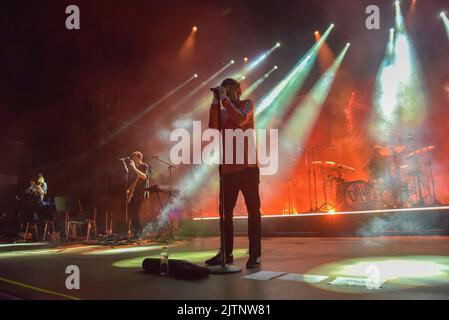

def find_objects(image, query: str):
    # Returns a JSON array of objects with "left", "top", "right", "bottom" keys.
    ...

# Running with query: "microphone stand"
[
  {"left": 119, "top": 159, "right": 131, "bottom": 239},
  {"left": 303, "top": 146, "right": 319, "bottom": 213},
  {"left": 304, "top": 148, "right": 313, "bottom": 213},
  {"left": 208, "top": 94, "right": 241, "bottom": 274},
  {"left": 152, "top": 156, "right": 176, "bottom": 239},
  {"left": 409, "top": 136, "right": 425, "bottom": 207}
]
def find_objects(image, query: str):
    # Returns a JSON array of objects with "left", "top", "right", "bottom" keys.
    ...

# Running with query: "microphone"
[
  {"left": 210, "top": 87, "right": 220, "bottom": 101},
  {"left": 118, "top": 157, "right": 130, "bottom": 161}
]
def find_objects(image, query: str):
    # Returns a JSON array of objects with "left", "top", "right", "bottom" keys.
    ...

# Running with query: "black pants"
[
  {"left": 128, "top": 197, "right": 143, "bottom": 234},
  {"left": 219, "top": 167, "right": 261, "bottom": 258}
]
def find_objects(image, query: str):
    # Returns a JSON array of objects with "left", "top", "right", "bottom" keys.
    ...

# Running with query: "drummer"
[{"left": 368, "top": 147, "right": 388, "bottom": 183}]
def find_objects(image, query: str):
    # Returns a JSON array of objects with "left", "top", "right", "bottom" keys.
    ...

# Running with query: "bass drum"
[{"left": 340, "top": 180, "right": 375, "bottom": 211}]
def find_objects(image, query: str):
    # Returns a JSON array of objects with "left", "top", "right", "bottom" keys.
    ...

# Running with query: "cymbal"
[
  {"left": 335, "top": 164, "right": 356, "bottom": 172},
  {"left": 312, "top": 161, "right": 336, "bottom": 168},
  {"left": 409, "top": 146, "right": 435, "bottom": 157}
]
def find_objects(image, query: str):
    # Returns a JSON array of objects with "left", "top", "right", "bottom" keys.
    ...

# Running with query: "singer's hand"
[{"left": 217, "top": 86, "right": 227, "bottom": 100}]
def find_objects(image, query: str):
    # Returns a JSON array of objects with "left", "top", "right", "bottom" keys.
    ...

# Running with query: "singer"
[
  {"left": 127, "top": 151, "right": 150, "bottom": 237},
  {"left": 206, "top": 78, "right": 262, "bottom": 269}
]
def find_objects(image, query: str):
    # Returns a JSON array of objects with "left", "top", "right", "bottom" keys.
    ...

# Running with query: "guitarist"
[{"left": 127, "top": 151, "right": 150, "bottom": 237}]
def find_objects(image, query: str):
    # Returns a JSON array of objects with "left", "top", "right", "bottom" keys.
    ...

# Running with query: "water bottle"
[{"left": 160, "top": 247, "right": 169, "bottom": 275}]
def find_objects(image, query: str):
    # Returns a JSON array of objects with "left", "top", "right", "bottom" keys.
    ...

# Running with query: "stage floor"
[{"left": 1, "top": 236, "right": 449, "bottom": 300}]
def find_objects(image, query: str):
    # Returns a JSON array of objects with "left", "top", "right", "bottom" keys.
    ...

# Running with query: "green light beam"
[
  {"left": 231, "top": 42, "right": 281, "bottom": 79},
  {"left": 255, "top": 24, "right": 335, "bottom": 129},
  {"left": 395, "top": 1, "right": 405, "bottom": 32},
  {"left": 281, "top": 44, "right": 350, "bottom": 156},
  {"left": 241, "top": 65, "right": 279, "bottom": 99},
  {"left": 191, "top": 43, "right": 282, "bottom": 116},
  {"left": 372, "top": 3, "right": 427, "bottom": 139},
  {"left": 164, "top": 60, "right": 235, "bottom": 117},
  {"left": 104, "top": 74, "right": 198, "bottom": 143},
  {"left": 441, "top": 12, "right": 449, "bottom": 40}
]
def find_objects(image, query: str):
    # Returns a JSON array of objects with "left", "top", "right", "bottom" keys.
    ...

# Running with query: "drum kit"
[{"left": 304, "top": 139, "right": 439, "bottom": 213}]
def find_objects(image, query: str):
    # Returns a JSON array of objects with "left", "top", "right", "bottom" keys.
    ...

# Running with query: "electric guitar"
[{"left": 126, "top": 176, "right": 140, "bottom": 204}]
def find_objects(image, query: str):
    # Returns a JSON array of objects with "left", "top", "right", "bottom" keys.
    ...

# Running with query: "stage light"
[
  {"left": 281, "top": 44, "right": 350, "bottom": 157},
  {"left": 256, "top": 23, "right": 335, "bottom": 128},
  {"left": 395, "top": 0, "right": 405, "bottom": 32},
  {"left": 315, "top": 31, "right": 319, "bottom": 35},
  {"left": 372, "top": 1, "right": 426, "bottom": 141},
  {"left": 233, "top": 42, "right": 281, "bottom": 78},
  {"left": 241, "top": 65, "right": 279, "bottom": 98},
  {"left": 276, "top": 42, "right": 281, "bottom": 47},
  {"left": 155, "top": 59, "right": 235, "bottom": 122},
  {"left": 441, "top": 12, "right": 449, "bottom": 40},
  {"left": 387, "top": 28, "right": 395, "bottom": 57},
  {"left": 194, "top": 73, "right": 198, "bottom": 78},
  {"left": 187, "top": 42, "right": 282, "bottom": 116},
  {"left": 244, "top": 57, "right": 249, "bottom": 63},
  {"left": 179, "top": 25, "right": 199, "bottom": 59},
  {"left": 409, "top": 0, "right": 417, "bottom": 19},
  {"left": 188, "top": 45, "right": 276, "bottom": 117},
  {"left": 346, "top": 42, "right": 351, "bottom": 47}
]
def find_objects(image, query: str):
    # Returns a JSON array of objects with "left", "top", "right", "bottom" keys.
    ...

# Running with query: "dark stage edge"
[
  {"left": 1, "top": 237, "right": 449, "bottom": 300},
  {"left": 180, "top": 206, "right": 449, "bottom": 237}
]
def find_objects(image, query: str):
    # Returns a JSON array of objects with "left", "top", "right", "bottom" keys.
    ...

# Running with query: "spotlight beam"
[
  {"left": 171, "top": 60, "right": 235, "bottom": 110},
  {"left": 371, "top": 1, "right": 427, "bottom": 141},
  {"left": 230, "top": 42, "right": 281, "bottom": 80},
  {"left": 255, "top": 24, "right": 335, "bottom": 129},
  {"left": 179, "top": 26, "right": 199, "bottom": 59},
  {"left": 191, "top": 42, "right": 279, "bottom": 116},
  {"left": 441, "top": 12, "right": 449, "bottom": 40},
  {"left": 395, "top": 0, "right": 405, "bottom": 32},
  {"left": 241, "top": 65, "right": 279, "bottom": 99},
  {"left": 246, "top": 42, "right": 281, "bottom": 73},
  {"left": 281, "top": 44, "right": 350, "bottom": 155},
  {"left": 104, "top": 74, "right": 198, "bottom": 143},
  {"left": 153, "top": 60, "right": 236, "bottom": 125}
]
